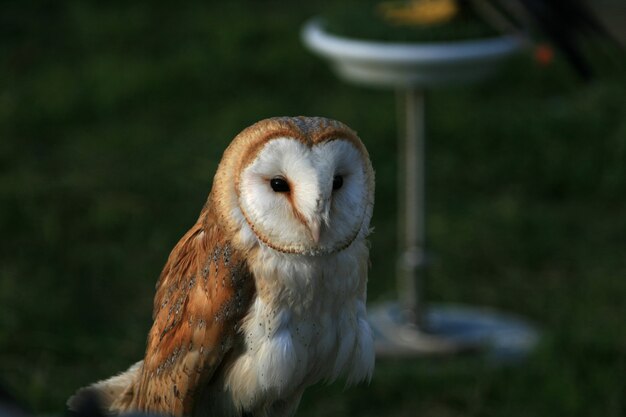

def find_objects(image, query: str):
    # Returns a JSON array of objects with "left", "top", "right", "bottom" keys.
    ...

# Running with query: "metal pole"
[
  {"left": 397, "top": 87, "right": 427, "bottom": 327},
  {"left": 370, "top": 87, "right": 537, "bottom": 358}
]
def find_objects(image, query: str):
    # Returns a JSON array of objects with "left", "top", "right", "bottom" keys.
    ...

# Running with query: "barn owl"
[{"left": 68, "top": 116, "right": 376, "bottom": 417}]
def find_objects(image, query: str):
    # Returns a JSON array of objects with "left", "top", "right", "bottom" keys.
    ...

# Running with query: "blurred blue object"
[{"left": 369, "top": 302, "right": 540, "bottom": 361}]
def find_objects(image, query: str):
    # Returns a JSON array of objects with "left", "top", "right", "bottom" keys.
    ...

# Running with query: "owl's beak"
[
  {"left": 307, "top": 197, "right": 330, "bottom": 244},
  {"left": 308, "top": 219, "right": 321, "bottom": 244}
]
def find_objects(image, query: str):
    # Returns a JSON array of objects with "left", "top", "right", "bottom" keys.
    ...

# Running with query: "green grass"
[{"left": 1, "top": 1, "right": 625, "bottom": 416}]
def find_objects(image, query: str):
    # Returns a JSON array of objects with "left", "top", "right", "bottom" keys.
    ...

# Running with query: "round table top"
[{"left": 302, "top": 19, "right": 526, "bottom": 88}]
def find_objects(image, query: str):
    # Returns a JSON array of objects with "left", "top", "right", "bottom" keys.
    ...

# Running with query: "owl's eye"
[
  {"left": 333, "top": 175, "right": 343, "bottom": 191},
  {"left": 270, "top": 177, "right": 290, "bottom": 192}
]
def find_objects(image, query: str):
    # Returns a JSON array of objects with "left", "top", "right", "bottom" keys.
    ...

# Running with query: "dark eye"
[
  {"left": 333, "top": 175, "right": 343, "bottom": 191},
  {"left": 270, "top": 177, "right": 290, "bottom": 192}
]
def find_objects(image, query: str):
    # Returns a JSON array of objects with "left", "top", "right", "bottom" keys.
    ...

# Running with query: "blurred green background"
[{"left": 1, "top": 1, "right": 625, "bottom": 416}]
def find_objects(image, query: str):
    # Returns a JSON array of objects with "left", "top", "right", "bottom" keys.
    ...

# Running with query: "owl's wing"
[{"left": 119, "top": 203, "right": 255, "bottom": 416}]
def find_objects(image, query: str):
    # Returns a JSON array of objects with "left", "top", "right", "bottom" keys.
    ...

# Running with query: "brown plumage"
[{"left": 112, "top": 204, "right": 255, "bottom": 415}]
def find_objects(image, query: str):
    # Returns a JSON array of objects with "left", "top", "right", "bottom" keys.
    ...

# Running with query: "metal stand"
[
  {"left": 397, "top": 88, "right": 427, "bottom": 325},
  {"left": 367, "top": 88, "right": 539, "bottom": 358}
]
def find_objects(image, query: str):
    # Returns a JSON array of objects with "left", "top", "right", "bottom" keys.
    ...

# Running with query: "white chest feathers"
[{"left": 223, "top": 242, "right": 375, "bottom": 412}]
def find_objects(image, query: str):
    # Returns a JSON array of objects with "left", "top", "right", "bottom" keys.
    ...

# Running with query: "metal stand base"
[{"left": 369, "top": 302, "right": 540, "bottom": 361}]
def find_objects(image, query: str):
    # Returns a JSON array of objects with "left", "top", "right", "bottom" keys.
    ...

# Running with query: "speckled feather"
[{"left": 111, "top": 203, "right": 255, "bottom": 416}]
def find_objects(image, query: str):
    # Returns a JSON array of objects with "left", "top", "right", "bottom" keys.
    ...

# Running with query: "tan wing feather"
[{"left": 113, "top": 198, "right": 255, "bottom": 416}]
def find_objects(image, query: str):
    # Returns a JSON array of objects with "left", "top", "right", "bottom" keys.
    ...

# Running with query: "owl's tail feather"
[{"left": 67, "top": 361, "right": 143, "bottom": 414}]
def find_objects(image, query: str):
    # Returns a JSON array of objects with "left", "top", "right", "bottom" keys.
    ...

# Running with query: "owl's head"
[{"left": 212, "top": 117, "right": 375, "bottom": 256}]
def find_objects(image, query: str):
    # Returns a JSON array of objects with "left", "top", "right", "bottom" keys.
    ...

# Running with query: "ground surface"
[{"left": 0, "top": 1, "right": 625, "bottom": 416}]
